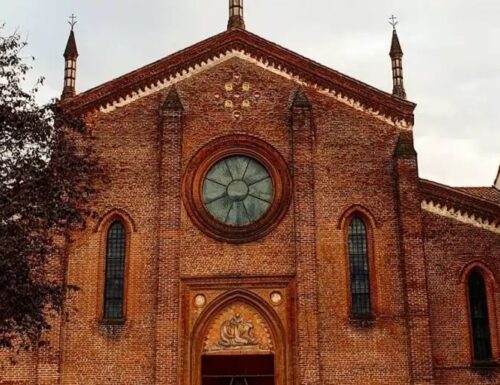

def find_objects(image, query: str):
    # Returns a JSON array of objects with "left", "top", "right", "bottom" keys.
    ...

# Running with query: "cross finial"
[
  {"left": 68, "top": 14, "right": 77, "bottom": 30},
  {"left": 389, "top": 15, "right": 399, "bottom": 30}
]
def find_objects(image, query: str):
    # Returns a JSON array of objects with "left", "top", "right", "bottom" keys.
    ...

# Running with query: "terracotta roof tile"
[{"left": 455, "top": 187, "right": 500, "bottom": 205}]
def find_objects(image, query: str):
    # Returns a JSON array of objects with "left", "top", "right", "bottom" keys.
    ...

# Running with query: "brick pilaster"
[
  {"left": 155, "top": 86, "right": 183, "bottom": 385},
  {"left": 35, "top": 236, "right": 70, "bottom": 385},
  {"left": 289, "top": 89, "right": 322, "bottom": 385},
  {"left": 394, "top": 131, "right": 435, "bottom": 384},
  {"left": 36, "top": 308, "right": 63, "bottom": 385}
]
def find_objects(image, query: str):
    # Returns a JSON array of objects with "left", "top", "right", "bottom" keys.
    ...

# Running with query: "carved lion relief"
[{"left": 203, "top": 302, "right": 273, "bottom": 352}]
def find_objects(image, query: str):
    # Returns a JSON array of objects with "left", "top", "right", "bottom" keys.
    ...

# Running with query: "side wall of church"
[{"left": 423, "top": 211, "right": 500, "bottom": 384}]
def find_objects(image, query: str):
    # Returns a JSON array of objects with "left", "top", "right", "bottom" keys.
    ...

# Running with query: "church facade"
[{"left": 2, "top": 1, "right": 500, "bottom": 384}]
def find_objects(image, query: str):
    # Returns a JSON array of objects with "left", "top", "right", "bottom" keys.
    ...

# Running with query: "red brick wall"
[
  {"left": 59, "top": 88, "right": 161, "bottom": 384},
  {"left": 178, "top": 59, "right": 296, "bottom": 278},
  {"left": 312, "top": 90, "right": 412, "bottom": 384},
  {"left": 424, "top": 211, "right": 500, "bottom": 384},
  {"left": 0, "top": 352, "right": 37, "bottom": 384}
]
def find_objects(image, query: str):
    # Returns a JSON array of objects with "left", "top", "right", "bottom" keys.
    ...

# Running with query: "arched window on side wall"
[
  {"left": 104, "top": 220, "right": 126, "bottom": 320},
  {"left": 468, "top": 270, "right": 493, "bottom": 362},
  {"left": 348, "top": 216, "right": 371, "bottom": 317}
]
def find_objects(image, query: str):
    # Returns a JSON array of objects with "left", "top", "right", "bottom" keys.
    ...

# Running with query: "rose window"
[
  {"left": 203, "top": 156, "right": 273, "bottom": 226},
  {"left": 182, "top": 135, "right": 291, "bottom": 243}
]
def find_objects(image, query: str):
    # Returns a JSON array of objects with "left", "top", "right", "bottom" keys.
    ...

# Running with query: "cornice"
[
  {"left": 421, "top": 200, "right": 500, "bottom": 234},
  {"left": 62, "top": 29, "right": 415, "bottom": 129},
  {"left": 420, "top": 179, "right": 500, "bottom": 233}
]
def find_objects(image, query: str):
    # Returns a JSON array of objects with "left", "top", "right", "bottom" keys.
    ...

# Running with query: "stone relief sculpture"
[
  {"left": 219, "top": 313, "right": 258, "bottom": 347},
  {"left": 203, "top": 303, "right": 273, "bottom": 352}
]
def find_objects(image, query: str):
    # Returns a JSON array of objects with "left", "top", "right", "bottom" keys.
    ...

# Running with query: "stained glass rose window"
[
  {"left": 182, "top": 135, "right": 291, "bottom": 243},
  {"left": 203, "top": 156, "right": 274, "bottom": 226}
]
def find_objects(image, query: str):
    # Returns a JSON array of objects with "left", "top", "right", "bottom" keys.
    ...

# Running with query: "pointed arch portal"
[{"left": 190, "top": 290, "right": 288, "bottom": 385}]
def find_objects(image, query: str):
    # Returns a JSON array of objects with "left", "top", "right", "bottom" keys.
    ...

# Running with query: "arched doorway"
[{"left": 190, "top": 290, "right": 287, "bottom": 385}]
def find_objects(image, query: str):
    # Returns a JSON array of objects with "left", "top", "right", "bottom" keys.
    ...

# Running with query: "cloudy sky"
[{"left": 2, "top": 0, "right": 499, "bottom": 187}]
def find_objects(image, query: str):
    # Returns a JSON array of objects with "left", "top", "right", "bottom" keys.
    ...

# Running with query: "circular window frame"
[{"left": 182, "top": 135, "right": 291, "bottom": 244}]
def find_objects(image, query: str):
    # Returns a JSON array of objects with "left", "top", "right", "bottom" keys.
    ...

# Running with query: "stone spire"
[
  {"left": 389, "top": 15, "right": 406, "bottom": 99},
  {"left": 228, "top": 0, "right": 245, "bottom": 30},
  {"left": 62, "top": 14, "right": 79, "bottom": 100}
]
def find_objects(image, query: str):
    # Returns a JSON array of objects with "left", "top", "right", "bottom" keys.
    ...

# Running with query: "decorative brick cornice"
[
  {"left": 421, "top": 200, "right": 500, "bottom": 234},
  {"left": 420, "top": 179, "right": 500, "bottom": 233},
  {"left": 62, "top": 29, "right": 415, "bottom": 129}
]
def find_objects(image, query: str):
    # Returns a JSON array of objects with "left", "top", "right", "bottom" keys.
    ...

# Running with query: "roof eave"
[
  {"left": 420, "top": 179, "right": 500, "bottom": 219},
  {"left": 62, "top": 29, "right": 416, "bottom": 124}
]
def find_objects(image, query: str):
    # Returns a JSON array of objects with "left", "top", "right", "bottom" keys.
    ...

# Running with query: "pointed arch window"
[
  {"left": 103, "top": 220, "right": 126, "bottom": 320},
  {"left": 468, "top": 270, "right": 493, "bottom": 362},
  {"left": 348, "top": 216, "right": 371, "bottom": 316}
]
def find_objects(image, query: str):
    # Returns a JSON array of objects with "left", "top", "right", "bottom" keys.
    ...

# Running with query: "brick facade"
[{"left": 1, "top": 27, "right": 499, "bottom": 385}]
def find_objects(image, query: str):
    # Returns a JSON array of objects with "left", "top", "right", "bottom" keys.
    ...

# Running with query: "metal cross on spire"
[
  {"left": 389, "top": 15, "right": 399, "bottom": 30},
  {"left": 68, "top": 14, "right": 77, "bottom": 30}
]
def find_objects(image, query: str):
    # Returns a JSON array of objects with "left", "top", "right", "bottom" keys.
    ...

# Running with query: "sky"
[{"left": 1, "top": 0, "right": 499, "bottom": 187}]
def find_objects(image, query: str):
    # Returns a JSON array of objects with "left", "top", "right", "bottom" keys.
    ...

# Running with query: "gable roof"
[{"left": 63, "top": 29, "right": 416, "bottom": 126}]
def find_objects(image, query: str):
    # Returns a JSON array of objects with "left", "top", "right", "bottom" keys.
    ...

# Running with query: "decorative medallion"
[
  {"left": 194, "top": 294, "right": 207, "bottom": 308},
  {"left": 203, "top": 303, "right": 273, "bottom": 353},
  {"left": 183, "top": 135, "right": 291, "bottom": 243},
  {"left": 218, "top": 73, "right": 262, "bottom": 121},
  {"left": 270, "top": 291, "right": 283, "bottom": 306}
]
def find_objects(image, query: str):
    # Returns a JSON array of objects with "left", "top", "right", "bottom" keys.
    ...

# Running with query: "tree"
[{"left": 0, "top": 26, "right": 104, "bottom": 350}]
